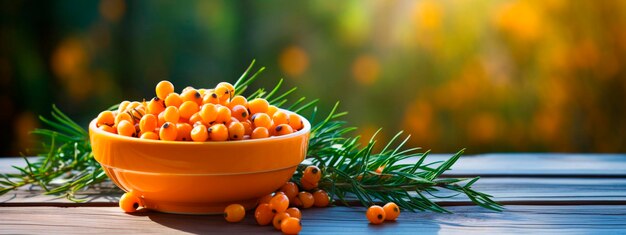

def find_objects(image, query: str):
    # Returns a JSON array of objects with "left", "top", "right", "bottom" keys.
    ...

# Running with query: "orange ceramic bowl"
[{"left": 89, "top": 110, "right": 310, "bottom": 214}]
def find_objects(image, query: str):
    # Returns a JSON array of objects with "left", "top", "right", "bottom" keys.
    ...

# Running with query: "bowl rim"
[{"left": 89, "top": 108, "right": 311, "bottom": 145}]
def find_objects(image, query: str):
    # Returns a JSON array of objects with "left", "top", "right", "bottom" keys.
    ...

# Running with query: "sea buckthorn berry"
[
  {"left": 199, "top": 103, "right": 218, "bottom": 124},
  {"left": 188, "top": 112, "right": 203, "bottom": 125},
  {"left": 127, "top": 101, "right": 141, "bottom": 111},
  {"left": 178, "top": 101, "right": 199, "bottom": 119},
  {"left": 181, "top": 89, "right": 202, "bottom": 105},
  {"left": 115, "top": 112, "right": 133, "bottom": 126},
  {"left": 164, "top": 93, "right": 183, "bottom": 108},
  {"left": 303, "top": 165, "right": 322, "bottom": 184},
  {"left": 118, "top": 101, "right": 131, "bottom": 113},
  {"left": 280, "top": 182, "right": 299, "bottom": 201},
  {"left": 217, "top": 82, "right": 235, "bottom": 96},
  {"left": 300, "top": 178, "right": 318, "bottom": 191},
  {"left": 214, "top": 85, "right": 230, "bottom": 102},
  {"left": 266, "top": 105, "right": 278, "bottom": 117},
  {"left": 228, "top": 122, "right": 245, "bottom": 140},
  {"left": 251, "top": 127, "right": 269, "bottom": 139},
  {"left": 147, "top": 97, "right": 166, "bottom": 115},
  {"left": 181, "top": 86, "right": 194, "bottom": 93},
  {"left": 224, "top": 204, "right": 246, "bottom": 223},
  {"left": 159, "top": 122, "right": 178, "bottom": 141},
  {"left": 248, "top": 98, "right": 269, "bottom": 115},
  {"left": 163, "top": 106, "right": 180, "bottom": 124},
  {"left": 176, "top": 123, "right": 192, "bottom": 141},
  {"left": 255, "top": 203, "right": 275, "bottom": 226},
  {"left": 274, "top": 124, "right": 294, "bottom": 136},
  {"left": 215, "top": 106, "right": 232, "bottom": 124},
  {"left": 285, "top": 207, "right": 301, "bottom": 219},
  {"left": 229, "top": 95, "right": 248, "bottom": 109},
  {"left": 203, "top": 92, "right": 220, "bottom": 104},
  {"left": 117, "top": 120, "right": 136, "bottom": 137},
  {"left": 251, "top": 113, "right": 273, "bottom": 129},
  {"left": 269, "top": 193, "right": 289, "bottom": 214},
  {"left": 241, "top": 120, "right": 253, "bottom": 136},
  {"left": 190, "top": 124, "right": 208, "bottom": 142},
  {"left": 130, "top": 106, "right": 146, "bottom": 119},
  {"left": 272, "top": 212, "right": 290, "bottom": 230},
  {"left": 259, "top": 194, "right": 273, "bottom": 204},
  {"left": 208, "top": 123, "right": 228, "bottom": 141},
  {"left": 119, "top": 191, "right": 142, "bottom": 213},
  {"left": 231, "top": 105, "right": 249, "bottom": 122},
  {"left": 291, "top": 196, "right": 303, "bottom": 207},
  {"left": 157, "top": 112, "right": 166, "bottom": 127},
  {"left": 288, "top": 113, "right": 303, "bottom": 130},
  {"left": 99, "top": 124, "right": 117, "bottom": 134},
  {"left": 297, "top": 191, "right": 314, "bottom": 209},
  {"left": 272, "top": 111, "right": 289, "bottom": 126},
  {"left": 383, "top": 202, "right": 400, "bottom": 221},
  {"left": 139, "top": 114, "right": 158, "bottom": 134},
  {"left": 280, "top": 217, "right": 302, "bottom": 235},
  {"left": 96, "top": 111, "right": 115, "bottom": 127},
  {"left": 312, "top": 190, "right": 330, "bottom": 207},
  {"left": 156, "top": 80, "right": 174, "bottom": 100},
  {"left": 140, "top": 131, "right": 159, "bottom": 140},
  {"left": 366, "top": 205, "right": 386, "bottom": 224}
]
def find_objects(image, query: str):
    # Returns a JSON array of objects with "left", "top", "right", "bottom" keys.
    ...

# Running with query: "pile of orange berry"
[
  {"left": 95, "top": 80, "right": 304, "bottom": 141},
  {"left": 221, "top": 165, "right": 329, "bottom": 234}
]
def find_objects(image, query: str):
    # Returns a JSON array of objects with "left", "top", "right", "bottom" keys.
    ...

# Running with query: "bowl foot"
[{"left": 144, "top": 198, "right": 258, "bottom": 215}]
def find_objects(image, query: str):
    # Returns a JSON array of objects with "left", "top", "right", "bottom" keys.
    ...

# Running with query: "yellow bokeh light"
[
  {"left": 494, "top": 1, "right": 543, "bottom": 43},
  {"left": 279, "top": 46, "right": 309, "bottom": 78},
  {"left": 413, "top": 0, "right": 443, "bottom": 31}
]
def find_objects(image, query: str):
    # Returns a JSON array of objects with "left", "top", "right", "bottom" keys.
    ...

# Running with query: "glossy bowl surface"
[{"left": 89, "top": 110, "right": 310, "bottom": 214}]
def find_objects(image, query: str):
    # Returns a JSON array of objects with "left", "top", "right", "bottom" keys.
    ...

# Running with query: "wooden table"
[{"left": 2, "top": 154, "right": 626, "bottom": 234}]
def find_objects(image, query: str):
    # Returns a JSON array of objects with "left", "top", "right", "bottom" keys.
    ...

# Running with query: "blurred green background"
[{"left": 1, "top": 0, "right": 625, "bottom": 156}]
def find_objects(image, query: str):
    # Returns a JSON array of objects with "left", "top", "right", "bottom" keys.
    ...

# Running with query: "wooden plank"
[
  {"left": 0, "top": 205, "right": 625, "bottom": 234},
  {"left": 2, "top": 178, "right": 625, "bottom": 206}
]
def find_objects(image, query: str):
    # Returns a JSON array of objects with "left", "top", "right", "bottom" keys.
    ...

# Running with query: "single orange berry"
[
  {"left": 188, "top": 112, "right": 203, "bottom": 125},
  {"left": 117, "top": 120, "right": 136, "bottom": 137},
  {"left": 228, "top": 95, "right": 248, "bottom": 109},
  {"left": 155, "top": 80, "right": 174, "bottom": 100},
  {"left": 280, "top": 182, "right": 299, "bottom": 202},
  {"left": 139, "top": 114, "right": 157, "bottom": 134},
  {"left": 231, "top": 105, "right": 249, "bottom": 122},
  {"left": 115, "top": 112, "right": 133, "bottom": 126},
  {"left": 297, "top": 191, "right": 314, "bottom": 209},
  {"left": 285, "top": 207, "right": 301, "bottom": 219},
  {"left": 280, "top": 217, "right": 302, "bottom": 235},
  {"left": 181, "top": 89, "right": 203, "bottom": 105},
  {"left": 383, "top": 202, "right": 400, "bottom": 221},
  {"left": 164, "top": 93, "right": 183, "bottom": 108},
  {"left": 312, "top": 190, "right": 330, "bottom": 207},
  {"left": 159, "top": 122, "right": 178, "bottom": 141},
  {"left": 228, "top": 122, "right": 245, "bottom": 140},
  {"left": 215, "top": 106, "right": 232, "bottom": 124},
  {"left": 241, "top": 120, "right": 253, "bottom": 136},
  {"left": 224, "top": 204, "right": 246, "bottom": 223},
  {"left": 199, "top": 103, "right": 218, "bottom": 124},
  {"left": 217, "top": 82, "right": 235, "bottom": 96},
  {"left": 140, "top": 131, "right": 159, "bottom": 140},
  {"left": 178, "top": 101, "right": 199, "bottom": 120},
  {"left": 248, "top": 98, "right": 269, "bottom": 115},
  {"left": 190, "top": 124, "right": 208, "bottom": 142},
  {"left": 269, "top": 193, "right": 290, "bottom": 214},
  {"left": 99, "top": 124, "right": 117, "bottom": 134},
  {"left": 208, "top": 123, "right": 228, "bottom": 141},
  {"left": 251, "top": 113, "right": 273, "bottom": 129},
  {"left": 118, "top": 100, "right": 131, "bottom": 113},
  {"left": 272, "top": 212, "right": 291, "bottom": 230},
  {"left": 255, "top": 203, "right": 275, "bottom": 226},
  {"left": 214, "top": 84, "right": 231, "bottom": 102},
  {"left": 366, "top": 205, "right": 386, "bottom": 224},
  {"left": 266, "top": 105, "right": 278, "bottom": 117},
  {"left": 300, "top": 178, "right": 318, "bottom": 191},
  {"left": 176, "top": 123, "right": 192, "bottom": 141},
  {"left": 119, "top": 191, "right": 142, "bottom": 213},
  {"left": 96, "top": 111, "right": 115, "bottom": 127},
  {"left": 251, "top": 127, "right": 269, "bottom": 139},
  {"left": 273, "top": 124, "right": 294, "bottom": 136},
  {"left": 272, "top": 111, "right": 289, "bottom": 126},
  {"left": 162, "top": 106, "right": 180, "bottom": 124},
  {"left": 203, "top": 92, "right": 220, "bottom": 104},
  {"left": 288, "top": 113, "right": 303, "bottom": 130},
  {"left": 303, "top": 165, "right": 322, "bottom": 184}
]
